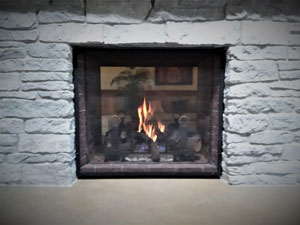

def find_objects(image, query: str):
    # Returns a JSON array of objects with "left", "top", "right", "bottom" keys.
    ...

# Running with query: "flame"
[
  {"left": 137, "top": 97, "right": 165, "bottom": 142},
  {"left": 158, "top": 121, "right": 165, "bottom": 133}
]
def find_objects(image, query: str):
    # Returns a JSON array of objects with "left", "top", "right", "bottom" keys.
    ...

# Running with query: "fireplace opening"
[{"left": 73, "top": 48, "right": 225, "bottom": 177}]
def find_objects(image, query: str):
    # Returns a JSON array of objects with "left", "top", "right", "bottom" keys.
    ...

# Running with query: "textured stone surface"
[
  {"left": 278, "top": 61, "right": 300, "bottom": 71},
  {"left": 8, "top": 153, "right": 74, "bottom": 164},
  {"left": 38, "top": 11, "right": 84, "bottom": 24},
  {"left": 0, "top": 164, "right": 21, "bottom": 183},
  {"left": 0, "top": 119, "right": 24, "bottom": 133},
  {"left": 38, "top": 91, "right": 74, "bottom": 100},
  {"left": 22, "top": 81, "right": 72, "bottom": 91},
  {"left": 22, "top": 162, "right": 76, "bottom": 185},
  {"left": 0, "top": 91, "right": 37, "bottom": 99},
  {"left": 279, "top": 71, "right": 300, "bottom": 80},
  {"left": 149, "top": 0, "right": 225, "bottom": 22},
  {"left": 87, "top": 0, "right": 151, "bottom": 23},
  {"left": 19, "top": 134, "right": 74, "bottom": 153},
  {"left": 0, "top": 59, "right": 72, "bottom": 72},
  {"left": 104, "top": 24, "right": 166, "bottom": 44},
  {"left": 224, "top": 83, "right": 270, "bottom": 98},
  {"left": 166, "top": 21, "right": 240, "bottom": 45},
  {"left": 241, "top": 21, "right": 288, "bottom": 45},
  {"left": 0, "top": 48, "right": 25, "bottom": 60},
  {"left": 0, "top": 146, "right": 17, "bottom": 153},
  {"left": 269, "top": 114, "right": 300, "bottom": 131},
  {"left": 0, "top": 73, "right": 19, "bottom": 91},
  {"left": 224, "top": 114, "right": 268, "bottom": 134},
  {"left": 225, "top": 60, "right": 278, "bottom": 84},
  {"left": 0, "top": 29, "right": 38, "bottom": 41},
  {"left": 39, "top": 24, "right": 104, "bottom": 43},
  {"left": 21, "top": 72, "right": 71, "bottom": 82},
  {"left": 222, "top": 132, "right": 246, "bottom": 144},
  {"left": 225, "top": 98, "right": 299, "bottom": 114},
  {"left": 0, "top": 134, "right": 18, "bottom": 146},
  {"left": 27, "top": 43, "right": 71, "bottom": 59},
  {"left": 270, "top": 80, "right": 300, "bottom": 90},
  {"left": 281, "top": 144, "right": 300, "bottom": 160},
  {"left": 0, "top": 11, "right": 36, "bottom": 29},
  {"left": 228, "top": 46, "right": 287, "bottom": 60},
  {"left": 25, "top": 118, "right": 74, "bottom": 134},
  {"left": 0, "top": 99, "right": 74, "bottom": 118},
  {"left": 224, "top": 143, "right": 283, "bottom": 156},
  {"left": 249, "top": 131, "right": 294, "bottom": 144}
]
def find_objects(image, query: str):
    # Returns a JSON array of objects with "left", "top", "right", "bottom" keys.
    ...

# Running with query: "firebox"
[{"left": 73, "top": 48, "right": 225, "bottom": 177}]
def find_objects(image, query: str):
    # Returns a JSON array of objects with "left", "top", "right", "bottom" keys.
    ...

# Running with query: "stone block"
[
  {"left": 6, "top": 152, "right": 74, "bottom": 164},
  {"left": 25, "top": 118, "right": 74, "bottom": 134},
  {"left": 166, "top": 21, "right": 240, "bottom": 45},
  {"left": 0, "top": 154, "right": 5, "bottom": 162},
  {"left": 288, "top": 47, "right": 300, "bottom": 59},
  {"left": 269, "top": 114, "right": 300, "bottom": 131},
  {"left": 271, "top": 90, "right": 300, "bottom": 97},
  {"left": 0, "top": 134, "right": 17, "bottom": 146},
  {"left": 0, "top": 48, "right": 25, "bottom": 60},
  {"left": 227, "top": 161, "right": 300, "bottom": 176},
  {"left": 0, "top": 91, "right": 37, "bottom": 99},
  {"left": 225, "top": 98, "right": 299, "bottom": 114},
  {"left": 0, "top": 99, "right": 74, "bottom": 118},
  {"left": 289, "top": 34, "right": 300, "bottom": 45},
  {"left": 22, "top": 81, "right": 72, "bottom": 91},
  {"left": 228, "top": 46, "right": 287, "bottom": 60},
  {"left": 0, "top": 29, "right": 38, "bottom": 42},
  {"left": 22, "top": 162, "right": 76, "bottom": 185},
  {"left": 38, "top": 91, "right": 74, "bottom": 100},
  {"left": 242, "top": 21, "right": 288, "bottom": 45},
  {"left": 0, "top": 163, "right": 21, "bottom": 183},
  {"left": 281, "top": 143, "right": 300, "bottom": 160},
  {"left": 86, "top": 0, "right": 151, "bottom": 23},
  {"left": 223, "top": 153, "right": 278, "bottom": 165},
  {"left": 0, "top": 118, "right": 24, "bottom": 133},
  {"left": 103, "top": 24, "right": 166, "bottom": 44},
  {"left": 224, "top": 174, "right": 298, "bottom": 185},
  {"left": 222, "top": 132, "right": 246, "bottom": 144},
  {"left": 225, "top": 60, "right": 278, "bottom": 84},
  {"left": 39, "top": 24, "right": 104, "bottom": 43},
  {"left": 0, "top": 73, "right": 19, "bottom": 91},
  {"left": 278, "top": 61, "right": 300, "bottom": 71},
  {"left": 38, "top": 11, "right": 84, "bottom": 24},
  {"left": 279, "top": 71, "right": 300, "bottom": 80},
  {"left": 27, "top": 43, "right": 71, "bottom": 59},
  {"left": 19, "top": 134, "right": 74, "bottom": 153},
  {"left": 224, "top": 114, "right": 268, "bottom": 134},
  {"left": 0, "top": 41, "right": 25, "bottom": 48},
  {"left": 0, "top": 11, "right": 36, "bottom": 29},
  {"left": 0, "top": 146, "right": 17, "bottom": 153},
  {"left": 21, "top": 72, "right": 71, "bottom": 82},
  {"left": 270, "top": 80, "right": 300, "bottom": 90},
  {"left": 249, "top": 131, "right": 294, "bottom": 144},
  {"left": 224, "top": 83, "right": 270, "bottom": 98},
  {"left": 0, "top": 58, "right": 72, "bottom": 72},
  {"left": 224, "top": 143, "right": 283, "bottom": 156}
]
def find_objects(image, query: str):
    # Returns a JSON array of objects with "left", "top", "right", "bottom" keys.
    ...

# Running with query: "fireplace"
[{"left": 74, "top": 48, "right": 225, "bottom": 177}]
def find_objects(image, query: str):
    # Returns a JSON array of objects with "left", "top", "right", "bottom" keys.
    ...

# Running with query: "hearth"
[{"left": 74, "top": 48, "right": 225, "bottom": 177}]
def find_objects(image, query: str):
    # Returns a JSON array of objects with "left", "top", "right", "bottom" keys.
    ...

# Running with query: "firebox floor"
[{"left": 0, "top": 180, "right": 299, "bottom": 225}]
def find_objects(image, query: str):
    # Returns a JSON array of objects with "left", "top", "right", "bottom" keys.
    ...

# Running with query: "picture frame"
[{"left": 155, "top": 66, "right": 193, "bottom": 85}]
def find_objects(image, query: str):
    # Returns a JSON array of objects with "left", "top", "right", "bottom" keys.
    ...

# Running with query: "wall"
[{"left": 0, "top": 0, "right": 299, "bottom": 185}]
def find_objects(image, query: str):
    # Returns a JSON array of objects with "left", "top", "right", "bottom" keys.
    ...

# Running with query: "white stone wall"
[{"left": 0, "top": 0, "right": 299, "bottom": 185}]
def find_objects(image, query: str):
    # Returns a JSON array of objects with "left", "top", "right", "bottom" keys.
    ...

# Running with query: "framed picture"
[{"left": 155, "top": 67, "right": 193, "bottom": 85}]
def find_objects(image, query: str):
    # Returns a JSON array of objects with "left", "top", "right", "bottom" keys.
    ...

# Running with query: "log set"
[{"left": 104, "top": 114, "right": 202, "bottom": 162}]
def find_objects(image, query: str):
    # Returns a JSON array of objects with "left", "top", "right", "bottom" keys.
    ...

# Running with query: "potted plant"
[{"left": 110, "top": 67, "right": 149, "bottom": 119}]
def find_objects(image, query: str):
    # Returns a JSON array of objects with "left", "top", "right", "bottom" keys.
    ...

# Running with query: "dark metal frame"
[{"left": 73, "top": 47, "right": 225, "bottom": 178}]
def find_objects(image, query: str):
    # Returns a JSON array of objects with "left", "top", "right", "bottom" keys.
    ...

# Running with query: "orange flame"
[{"left": 137, "top": 97, "right": 165, "bottom": 142}]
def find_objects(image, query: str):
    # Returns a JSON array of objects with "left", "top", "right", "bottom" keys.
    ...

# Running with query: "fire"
[{"left": 137, "top": 97, "right": 165, "bottom": 142}]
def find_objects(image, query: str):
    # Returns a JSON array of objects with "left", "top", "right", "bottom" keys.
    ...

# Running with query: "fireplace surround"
[
  {"left": 0, "top": 0, "right": 299, "bottom": 186},
  {"left": 74, "top": 48, "right": 225, "bottom": 177}
]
